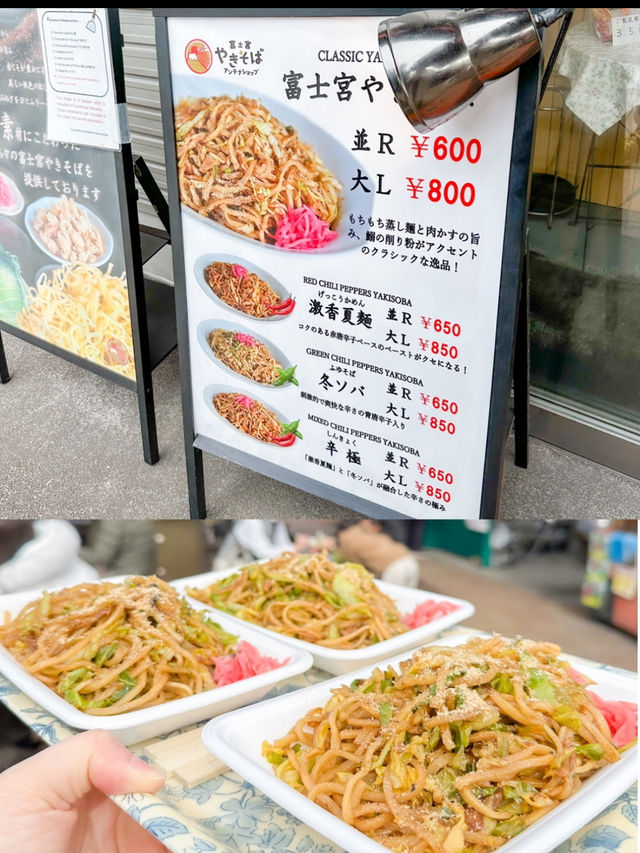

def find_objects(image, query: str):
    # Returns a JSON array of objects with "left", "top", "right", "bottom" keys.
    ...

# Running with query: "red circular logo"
[{"left": 185, "top": 39, "right": 212, "bottom": 74}]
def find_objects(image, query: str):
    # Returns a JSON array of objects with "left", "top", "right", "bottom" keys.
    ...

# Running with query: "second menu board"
[
  {"left": 0, "top": 8, "right": 134, "bottom": 380},
  {"left": 161, "top": 10, "right": 534, "bottom": 518}
]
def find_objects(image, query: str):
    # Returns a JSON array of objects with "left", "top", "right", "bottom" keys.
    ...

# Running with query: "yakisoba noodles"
[
  {"left": 209, "top": 328, "right": 282, "bottom": 384},
  {"left": 175, "top": 94, "right": 341, "bottom": 244},
  {"left": 187, "top": 551, "right": 409, "bottom": 648},
  {"left": 263, "top": 634, "right": 626, "bottom": 853},
  {"left": 213, "top": 391, "right": 283, "bottom": 443},
  {"left": 205, "top": 261, "right": 282, "bottom": 318},
  {"left": 0, "top": 576, "right": 242, "bottom": 714},
  {"left": 17, "top": 263, "right": 134, "bottom": 378}
]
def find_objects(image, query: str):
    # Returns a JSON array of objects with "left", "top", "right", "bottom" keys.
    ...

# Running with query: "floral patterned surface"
[
  {"left": 0, "top": 633, "right": 636, "bottom": 853},
  {"left": 557, "top": 22, "right": 640, "bottom": 135}
]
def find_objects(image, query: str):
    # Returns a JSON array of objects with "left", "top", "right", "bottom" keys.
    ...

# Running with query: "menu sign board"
[
  {"left": 160, "top": 10, "right": 533, "bottom": 518},
  {"left": 0, "top": 8, "right": 135, "bottom": 380}
]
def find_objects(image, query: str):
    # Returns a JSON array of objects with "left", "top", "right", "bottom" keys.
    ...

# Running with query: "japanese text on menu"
[{"left": 172, "top": 16, "right": 517, "bottom": 518}]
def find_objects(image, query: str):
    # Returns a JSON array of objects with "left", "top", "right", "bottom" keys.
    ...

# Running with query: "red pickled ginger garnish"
[
  {"left": 587, "top": 690, "right": 637, "bottom": 748},
  {"left": 403, "top": 599, "right": 459, "bottom": 629},
  {"left": 231, "top": 263, "right": 248, "bottom": 279},
  {"left": 234, "top": 332, "right": 259, "bottom": 347},
  {"left": 275, "top": 205, "right": 338, "bottom": 251},
  {"left": 235, "top": 394, "right": 254, "bottom": 409},
  {"left": 0, "top": 175, "right": 14, "bottom": 209},
  {"left": 212, "top": 640, "right": 289, "bottom": 686},
  {"left": 568, "top": 668, "right": 637, "bottom": 748}
]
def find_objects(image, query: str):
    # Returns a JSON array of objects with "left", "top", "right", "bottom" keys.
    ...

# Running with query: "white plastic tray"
[
  {"left": 203, "top": 633, "right": 638, "bottom": 853},
  {"left": 0, "top": 585, "right": 313, "bottom": 746},
  {"left": 173, "top": 568, "right": 475, "bottom": 674}
]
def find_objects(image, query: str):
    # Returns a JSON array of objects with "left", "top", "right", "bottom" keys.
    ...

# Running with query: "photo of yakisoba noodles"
[
  {"left": 17, "top": 263, "right": 135, "bottom": 379},
  {"left": 0, "top": 575, "right": 288, "bottom": 714},
  {"left": 175, "top": 94, "right": 342, "bottom": 249},
  {"left": 204, "top": 261, "right": 295, "bottom": 318},
  {"left": 208, "top": 329, "right": 298, "bottom": 387},
  {"left": 213, "top": 391, "right": 302, "bottom": 447},
  {"left": 263, "top": 635, "right": 630, "bottom": 853}
]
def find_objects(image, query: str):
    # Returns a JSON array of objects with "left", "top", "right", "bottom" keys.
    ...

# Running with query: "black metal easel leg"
[
  {"left": 0, "top": 331, "right": 10, "bottom": 383},
  {"left": 136, "top": 369, "right": 159, "bottom": 465},
  {"left": 513, "top": 244, "right": 530, "bottom": 469},
  {"left": 134, "top": 156, "right": 171, "bottom": 237},
  {"left": 188, "top": 445, "right": 207, "bottom": 519}
]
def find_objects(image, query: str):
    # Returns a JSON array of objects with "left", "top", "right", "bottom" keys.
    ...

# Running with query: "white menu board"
[
  {"left": 167, "top": 13, "right": 520, "bottom": 518},
  {"left": 38, "top": 7, "right": 120, "bottom": 150}
]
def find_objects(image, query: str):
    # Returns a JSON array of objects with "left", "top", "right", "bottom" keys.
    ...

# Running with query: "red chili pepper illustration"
[
  {"left": 264, "top": 296, "right": 296, "bottom": 316},
  {"left": 268, "top": 418, "right": 302, "bottom": 446},
  {"left": 270, "top": 433, "right": 296, "bottom": 447}
]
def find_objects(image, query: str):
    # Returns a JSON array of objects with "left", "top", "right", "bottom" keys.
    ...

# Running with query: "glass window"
[{"left": 528, "top": 8, "right": 640, "bottom": 435}]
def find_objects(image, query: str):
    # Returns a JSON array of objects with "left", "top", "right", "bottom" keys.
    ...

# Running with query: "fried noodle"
[
  {"left": 175, "top": 94, "right": 341, "bottom": 244},
  {"left": 0, "top": 576, "right": 239, "bottom": 714},
  {"left": 213, "top": 391, "right": 282, "bottom": 442},
  {"left": 209, "top": 328, "right": 282, "bottom": 384},
  {"left": 187, "top": 551, "right": 409, "bottom": 649},
  {"left": 17, "top": 263, "right": 135, "bottom": 378},
  {"left": 263, "top": 634, "right": 622, "bottom": 853},
  {"left": 205, "top": 261, "right": 280, "bottom": 317}
]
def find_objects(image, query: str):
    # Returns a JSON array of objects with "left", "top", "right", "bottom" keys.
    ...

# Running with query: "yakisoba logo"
[
  {"left": 185, "top": 37, "right": 265, "bottom": 76},
  {"left": 185, "top": 39, "right": 212, "bottom": 74}
]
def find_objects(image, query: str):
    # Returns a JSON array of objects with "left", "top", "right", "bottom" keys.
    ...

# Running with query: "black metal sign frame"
[
  {"left": 154, "top": 7, "right": 540, "bottom": 518},
  {"left": 0, "top": 8, "right": 176, "bottom": 465}
]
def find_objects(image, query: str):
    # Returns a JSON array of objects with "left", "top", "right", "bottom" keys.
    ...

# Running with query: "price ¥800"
[{"left": 406, "top": 177, "right": 476, "bottom": 207}]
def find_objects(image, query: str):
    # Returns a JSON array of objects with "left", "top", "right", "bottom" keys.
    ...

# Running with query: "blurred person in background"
[
  {"left": 79, "top": 520, "right": 156, "bottom": 577},
  {"left": 212, "top": 520, "right": 294, "bottom": 570},
  {"left": 0, "top": 520, "right": 98, "bottom": 594},
  {"left": 337, "top": 520, "right": 421, "bottom": 587},
  {"left": 211, "top": 519, "right": 423, "bottom": 587}
]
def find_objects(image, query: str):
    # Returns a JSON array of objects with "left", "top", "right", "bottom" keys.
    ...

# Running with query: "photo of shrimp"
[
  {"left": 207, "top": 328, "right": 298, "bottom": 387},
  {"left": 175, "top": 93, "right": 341, "bottom": 249},
  {"left": 211, "top": 390, "right": 302, "bottom": 447}
]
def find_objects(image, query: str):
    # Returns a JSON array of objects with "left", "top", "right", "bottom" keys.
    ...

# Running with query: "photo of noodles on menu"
[
  {"left": 212, "top": 391, "right": 303, "bottom": 448},
  {"left": 207, "top": 328, "right": 298, "bottom": 387},
  {"left": 17, "top": 263, "right": 135, "bottom": 379},
  {"left": 0, "top": 194, "right": 135, "bottom": 380},
  {"left": 203, "top": 260, "right": 295, "bottom": 318},
  {"left": 175, "top": 93, "right": 342, "bottom": 250}
]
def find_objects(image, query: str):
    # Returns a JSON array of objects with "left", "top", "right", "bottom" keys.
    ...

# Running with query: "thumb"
[{"left": 2, "top": 729, "right": 165, "bottom": 810}]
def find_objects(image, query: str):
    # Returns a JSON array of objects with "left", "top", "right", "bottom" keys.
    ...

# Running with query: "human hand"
[{"left": 0, "top": 728, "right": 167, "bottom": 853}]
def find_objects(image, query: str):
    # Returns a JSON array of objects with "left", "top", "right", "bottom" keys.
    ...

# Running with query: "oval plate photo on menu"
[
  {"left": 174, "top": 76, "right": 374, "bottom": 254},
  {"left": 204, "top": 383, "right": 301, "bottom": 450},
  {"left": 197, "top": 318, "right": 297, "bottom": 390},
  {"left": 194, "top": 253, "right": 294, "bottom": 322}
]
